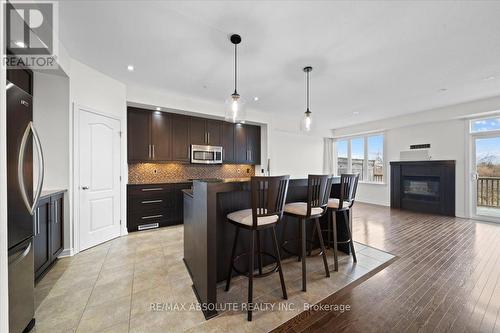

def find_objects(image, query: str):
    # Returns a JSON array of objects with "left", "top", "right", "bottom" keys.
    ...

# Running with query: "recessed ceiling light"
[
  {"left": 353, "top": 111, "right": 360, "bottom": 115},
  {"left": 155, "top": 107, "right": 161, "bottom": 111},
  {"left": 14, "top": 41, "right": 26, "bottom": 48},
  {"left": 127, "top": 65, "right": 134, "bottom": 71},
  {"left": 483, "top": 76, "right": 496, "bottom": 81},
  {"left": 254, "top": 97, "right": 259, "bottom": 101}
]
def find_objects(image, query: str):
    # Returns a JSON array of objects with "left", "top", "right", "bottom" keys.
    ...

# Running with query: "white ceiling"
[{"left": 59, "top": 0, "right": 500, "bottom": 128}]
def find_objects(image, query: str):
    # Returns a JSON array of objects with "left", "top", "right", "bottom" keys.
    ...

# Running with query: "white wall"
[
  {"left": 33, "top": 71, "right": 70, "bottom": 189},
  {"left": 332, "top": 96, "right": 500, "bottom": 218},
  {"left": 69, "top": 59, "right": 128, "bottom": 253},
  {"left": 33, "top": 71, "right": 72, "bottom": 252}
]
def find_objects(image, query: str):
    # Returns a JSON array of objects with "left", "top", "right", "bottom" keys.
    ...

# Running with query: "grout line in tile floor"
[{"left": 74, "top": 245, "right": 111, "bottom": 332}]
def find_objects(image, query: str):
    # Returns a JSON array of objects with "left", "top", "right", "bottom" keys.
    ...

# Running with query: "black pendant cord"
[
  {"left": 234, "top": 43, "right": 238, "bottom": 95},
  {"left": 306, "top": 70, "right": 310, "bottom": 112}
]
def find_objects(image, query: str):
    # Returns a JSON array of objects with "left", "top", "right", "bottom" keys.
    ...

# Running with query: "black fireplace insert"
[{"left": 390, "top": 160, "right": 455, "bottom": 216}]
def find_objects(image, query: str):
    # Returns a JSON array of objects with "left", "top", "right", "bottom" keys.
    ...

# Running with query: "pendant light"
[
  {"left": 225, "top": 34, "right": 246, "bottom": 123},
  {"left": 302, "top": 66, "right": 313, "bottom": 132}
]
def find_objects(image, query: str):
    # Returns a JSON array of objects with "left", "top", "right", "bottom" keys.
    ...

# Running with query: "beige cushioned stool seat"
[
  {"left": 327, "top": 198, "right": 351, "bottom": 209},
  {"left": 284, "top": 202, "right": 323, "bottom": 216},
  {"left": 227, "top": 209, "right": 279, "bottom": 227}
]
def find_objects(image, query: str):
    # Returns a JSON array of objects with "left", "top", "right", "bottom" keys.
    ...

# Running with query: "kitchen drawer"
[
  {"left": 128, "top": 185, "right": 172, "bottom": 197},
  {"left": 129, "top": 196, "right": 175, "bottom": 214}
]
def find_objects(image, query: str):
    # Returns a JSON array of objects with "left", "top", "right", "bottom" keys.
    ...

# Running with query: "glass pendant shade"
[
  {"left": 224, "top": 93, "right": 246, "bottom": 123},
  {"left": 302, "top": 110, "right": 312, "bottom": 132}
]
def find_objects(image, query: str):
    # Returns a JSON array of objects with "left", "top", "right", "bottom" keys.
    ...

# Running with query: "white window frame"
[{"left": 334, "top": 132, "right": 386, "bottom": 184}]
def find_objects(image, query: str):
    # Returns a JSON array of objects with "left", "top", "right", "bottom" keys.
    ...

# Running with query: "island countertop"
[{"left": 182, "top": 177, "right": 349, "bottom": 319}]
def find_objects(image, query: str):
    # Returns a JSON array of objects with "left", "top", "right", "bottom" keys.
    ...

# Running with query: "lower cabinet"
[
  {"left": 127, "top": 183, "right": 191, "bottom": 232},
  {"left": 34, "top": 191, "right": 64, "bottom": 281}
]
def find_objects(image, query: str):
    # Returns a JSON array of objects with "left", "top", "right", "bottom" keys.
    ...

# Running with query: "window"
[
  {"left": 336, "top": 140, "right": 348, "bottom": 175},
  {"left": 471, "top": 117, "right": 500, "bottom": 133},
  {"left": 351, "top": 138, "right": 365, "bottom": 181},
  {"left": 335, "top": 134, "right": 385, "bottom": 183}
]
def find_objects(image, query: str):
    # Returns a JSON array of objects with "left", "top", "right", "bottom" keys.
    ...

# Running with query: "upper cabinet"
[
  {"left": 128, "top": 108, "right": 173, "bottom": 162},
  {"left": 190, "top": 117, "right": 222, "bottom": 146},
  {"left": 127, "top": 107, "right": 261, "bottom": 165},
  {"left": 127, "top": 108, "right": 151, "bottom": 162},
  {"left": 171, "top": 114, "right": 190, "bottom": 162},
  {"left": 151, "top": 111, "right": 172, "bottom": 161}
]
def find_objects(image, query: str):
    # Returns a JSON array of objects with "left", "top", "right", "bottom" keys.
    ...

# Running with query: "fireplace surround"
[{"left": 390, "top": 160, "right": 455, "bottom": 216}]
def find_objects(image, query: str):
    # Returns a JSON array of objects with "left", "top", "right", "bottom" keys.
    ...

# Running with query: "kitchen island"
[{"left": 183, "top": 177, "right": 351, "bottom": 319}]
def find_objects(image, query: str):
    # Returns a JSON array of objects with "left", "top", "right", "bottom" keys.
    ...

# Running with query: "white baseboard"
[
  {"left": 357, "top": 198, "right": 390, "bottom": 207},
  {"left": 58, "top": 248, "right": 74, "bottom": 258}
]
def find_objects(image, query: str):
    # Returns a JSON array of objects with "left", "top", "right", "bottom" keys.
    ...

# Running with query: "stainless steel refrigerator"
[{"left": 7, "top": 80, "right": 44, "bottom": 333}]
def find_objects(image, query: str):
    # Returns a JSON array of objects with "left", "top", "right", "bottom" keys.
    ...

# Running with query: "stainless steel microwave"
[{"left": 191, "top": 145, "right": 223, "bottom": 164}]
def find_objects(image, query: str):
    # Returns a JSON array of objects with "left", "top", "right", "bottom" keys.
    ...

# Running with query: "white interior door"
[{"left": 79, "top": 109, "right": 121, "bottom": 250}]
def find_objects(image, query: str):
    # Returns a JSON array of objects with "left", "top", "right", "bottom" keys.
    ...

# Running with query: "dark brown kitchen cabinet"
[
  {"left": 171, "top": 114, "right": 190, "bottom": 162},
  {"left": 34, "top": 191, "right": 65, "bottom": 282},
  {"left": 190, "top": 117, "right": 222, "bottom": 146},
  {"left": 222, "top": 122, "right": 235, "bottom": 162},
  {"left": 127, "top": 108, "right": 150, "bottom": 162},
  {"left": 50, "top": 193, "right": 64, "bottom": 257},
  {"left": 127, "top": 183, "right": 192, "bottom": 232},
  {"left": 234, "top": 123, "right": 247, "bottom": 163},
  {"left": 206, "top": 120, "right": 222, "bottom": 146},
  {"left": 247, "top": 125, "right": 261, "bottom": 164},
  {"left": 190, "top": 117, "right": 206, "bottom": 145},
  {"left": 128, "top": 107, "right": 173, "bottom": 162},
  {"left": 127, "top": 108, "right": 261, "bottom": 164},
  {"left": 33, "top": 197, "right": 50, "bottom": 280},
  {"left": 151, "top": 111, "right": 172, "bottom": 161}
]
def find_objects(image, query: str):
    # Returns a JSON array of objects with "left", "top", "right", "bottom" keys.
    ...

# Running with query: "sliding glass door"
[{"left": 471, "top": 129, "right": 500, "bottom": 221}]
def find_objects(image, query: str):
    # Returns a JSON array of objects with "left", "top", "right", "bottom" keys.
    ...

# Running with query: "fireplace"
[{"left": 390, "top": 160, "right": 455, "bottom": 216}]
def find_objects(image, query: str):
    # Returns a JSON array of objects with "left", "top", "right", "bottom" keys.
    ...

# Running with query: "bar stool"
[
  {"left": 224, "top": 175, "right": 290, "bottom": 321},
  {"left": 282, "top": 175, "right": 332, "bottom": 292},
  {"left": 327, "top": 173, "right": 359, "bottom": 271}
]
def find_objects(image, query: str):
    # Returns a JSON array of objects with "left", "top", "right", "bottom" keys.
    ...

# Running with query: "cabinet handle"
[
  {"left": 207, "top": 132, "right": 210, "bottom": 144},
  {"left": 141, "top": 188, "right": 163, "bottom": 192},
  {"left": 152, "top": 145, "right": 155, "bottom": 159},
  {"left": 36, "top": 207, "right": 40, "bottom": 235},
  {"left": 141, "top": 214, "right": 163, "bottom": 220},
  {"left": 148, "top": 145, "right": 151, "bottom": 159},
  {"left": 141, "top": 200, "right": 163, "bottom": 204}
]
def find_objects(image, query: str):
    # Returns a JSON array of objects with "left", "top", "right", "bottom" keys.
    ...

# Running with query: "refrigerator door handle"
[
  {"left": 8, "top": 242, "right": 31, "bottom": 267},
  {"left": 18, "top": 122, "right": 44, "bottom": 216}
]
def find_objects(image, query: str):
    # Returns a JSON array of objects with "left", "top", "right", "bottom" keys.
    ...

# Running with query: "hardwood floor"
[{"left": 273, "top": 203, "right": 500, "bottom": 333}]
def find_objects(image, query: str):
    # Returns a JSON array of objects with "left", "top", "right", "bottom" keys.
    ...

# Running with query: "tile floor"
[{"left": 33, "top": 225, "right": 394, "bottom": 333}]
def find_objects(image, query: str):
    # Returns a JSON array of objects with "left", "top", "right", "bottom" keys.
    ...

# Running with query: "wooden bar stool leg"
[
  {"left": 248, "top": 230, "right": 255, "bottom": 321},
  {"left": 272, "top": 226, "right": 288, "bottom": 300},
  {"left": 315, "top": 218, "right": 330, "bottom": 277},
  {"left": 257, "top": 230, "right": 263, "bottom": 275},
  {"left": 225, "top": 226, "right": 239, "bottom": 291},
  {"left": 332, "top": 210, "right": 338, "bottom": 271},
  {"left": 301, "top": 219, "right": 307, "bottom": 292},
  {"left": 344, "top": 210, "right": 357, "bottom": 263}
]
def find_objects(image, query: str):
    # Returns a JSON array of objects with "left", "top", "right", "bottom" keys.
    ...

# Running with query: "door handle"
[
  {"left": 18, "top": 122, "right": 44, "bottom": 216},
  {"left": 81, "top": 186, "right": 89, "bottom": 190}
]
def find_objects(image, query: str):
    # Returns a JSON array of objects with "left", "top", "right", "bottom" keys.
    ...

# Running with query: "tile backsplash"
[{"left": 128, "top": 163, "right": 255, "bottom": 184}]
